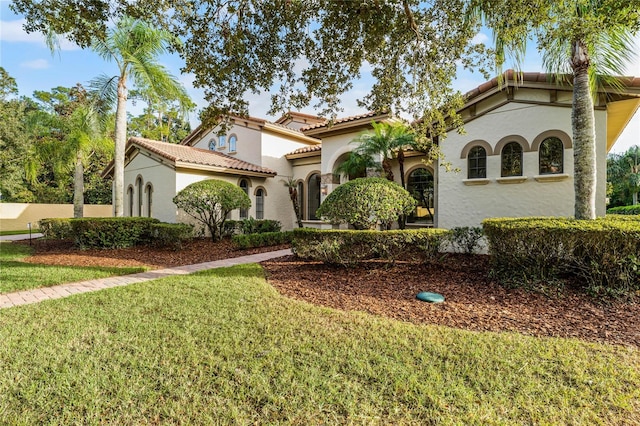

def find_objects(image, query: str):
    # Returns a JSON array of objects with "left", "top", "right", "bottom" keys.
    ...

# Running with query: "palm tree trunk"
[
  {"left": 113, "top": 76, "right": 128, "bottom": 217},
  {"left": 73, "top": 152, "right": 84, "bottom": 218},
  {"left": 571, "top": 39, "right": 596, "bottom": 220}
]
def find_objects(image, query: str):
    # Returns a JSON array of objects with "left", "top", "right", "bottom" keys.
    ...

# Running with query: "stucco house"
[{"left": 107, "top": 71, "right": 640, "bottom": 230}]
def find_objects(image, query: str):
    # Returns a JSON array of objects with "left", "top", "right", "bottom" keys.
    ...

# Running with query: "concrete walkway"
[
  {"left": 0, "top": 248, "right": 292, "bottom": 310},
  {"left": 0, "top": 233, "right": 44, "bottom": 241}
]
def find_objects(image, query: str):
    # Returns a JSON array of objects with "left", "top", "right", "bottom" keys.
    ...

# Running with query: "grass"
[
  {"left": 0, "top": 242, "right": 146, "bottom": 294},
  {"left": 1, "top": 263, "right": 638, "bottom": 424},
  {"left": 0, "top": 229, "right": 38, "bottom": 236}
]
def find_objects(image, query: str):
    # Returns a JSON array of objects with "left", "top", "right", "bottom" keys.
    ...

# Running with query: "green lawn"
[
  {"left": 1, "top": 264, "right": 638, "bottom": 424},
  {"left": 0, "top": 242, "right": 146, "bottom": 294}
]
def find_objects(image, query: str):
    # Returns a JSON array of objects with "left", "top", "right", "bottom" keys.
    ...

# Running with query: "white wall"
[{"left": 437, "top": 103, "right": 607, "bottom": 229}]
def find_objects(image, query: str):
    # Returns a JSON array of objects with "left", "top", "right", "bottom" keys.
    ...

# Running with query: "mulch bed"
[
  {"left": 15, "top": 238, "right": 639, "bottom": 347},
  {"left": 261, "top": 255, "right": 640, "bottom": 348}
]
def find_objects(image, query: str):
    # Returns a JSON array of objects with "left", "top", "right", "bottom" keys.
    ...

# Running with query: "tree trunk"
[
  {"left": 73, "top": 152, "right": 84, "bottom": 218},
  {"left": 289, "top": 186, "right": 303, "bottom": 228},
  {"left": 571, "top": 39, "right": 597, "bottom": 220},
  {"left": 113, "top": 76, "right": 128, "bottom": 217}
]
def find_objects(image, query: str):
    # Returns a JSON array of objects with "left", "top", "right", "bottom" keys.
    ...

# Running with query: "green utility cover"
[{"left": 416, "top": 292, "right": 445, "bottom": 303}]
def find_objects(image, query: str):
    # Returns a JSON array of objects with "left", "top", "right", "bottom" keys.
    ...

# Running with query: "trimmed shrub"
[
  {"left": 39, "top": 218, "right": 73, "bottom": 240},
  {"left": 292, "top": 228, "right": 449, "bottom": 266},
  {"left": 70, "top": 217, "right": 159, "bottom": 249},
  {"left": 232, "top": 231, "right": 294, "bottom": 249},
  {"left": 150, "top": 223, "right": 194, "bottom": 249},
  {"left": 238, "top": 218, "right": 282, "bottom": 234},
  {"left": 483, "top": 217, "right": 640, "bottom": 297},
  {"left": 222, "top": 220, "right": 239, "bottom": 237},
  {"left": 315, "top": 178, "right": 416, "bottom": 230},
  {"left": 607, "top": 205, "right": 640, "bottom": 215},
  {"left": 447, "top": 226, "right": 484, "bottom": 254},
  {"left": 173, "top": 179, "right": 251, "bottom": 241}
]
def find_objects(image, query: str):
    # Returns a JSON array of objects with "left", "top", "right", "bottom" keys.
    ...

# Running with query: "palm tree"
[
  {"left": 282, "top": 177, "right": 304, "bottom": 228},
  {"left": 351, "top": 121, "right": 417, "bottom": 187},
  {"left": 91, "top": 17, "right": 192, "bottom": 216},
  {"left": 65, "top": 105, "right": 112, "bottom": 218},
  {"left": 469, "top": 0, "right": 638, "bottom": 219}
]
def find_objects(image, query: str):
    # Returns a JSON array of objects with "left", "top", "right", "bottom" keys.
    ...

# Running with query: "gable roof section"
[
  {"left": 300, "top": 111, "right": 395, "bottom": 137},
  {"left": 285, "top": 144, "right": 322, "bottom": 159},
  {"left": 180, "top": 114, "right": 320, "bottom": 148},
  {"left": 458, "top": 70, "right": 640, "bottom": 152},
  {"left": 103, "top": 137, "right": 277, "bottom": 178}
]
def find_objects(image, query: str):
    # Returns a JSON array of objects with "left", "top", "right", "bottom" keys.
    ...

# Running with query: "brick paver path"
[{"left": 0, "top": 249, "right": 292, "bottom": 310}]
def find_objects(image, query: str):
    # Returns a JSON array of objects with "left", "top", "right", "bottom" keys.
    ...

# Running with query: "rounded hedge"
[{"left": 315, "top": 177, "right": 416, "bottom": 230}]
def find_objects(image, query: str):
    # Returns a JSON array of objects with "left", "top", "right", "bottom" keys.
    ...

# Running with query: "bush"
[
  {"left": 173, "top": 179, "right": 251, "bottom": 241},
  {"left": 607, "top": 205, "right": 640, "bottom": 215},
  {"left": 483, "top": 217, "right": 640, "bottom": 297},
  {"left": 291, "top": 228, "right": 449, "bottom": 266},
  {"left": 150, "top": 223, "right": 194, "bottom": 249},
  {"left": 238, "top": 218, "right": 282, "bottom": 234},
  {"left": 315, "top": 178, "right": 416, "bottom": 230},
  {"left": 70, "top": 217, "right": 160, "bottom": 249},
  {"left": 231, "top": 231, "right": 294, "bottom": 249},
  {"left": 39, "top": 218, "right": 73, "bottom": 240},
  {"left": 447, "top": 227, "right": 484, "bottom": 254}
]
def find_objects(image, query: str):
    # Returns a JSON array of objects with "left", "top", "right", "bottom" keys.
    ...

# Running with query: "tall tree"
[
  {"left": 468, "top": 0, "right": 640, "bottom": 219},
  {"left": 90, "top": 16, "right": 192, "bottom": 216},
  {"left": 608, "top": 146, "right": 640, "bottom": 207},
  {"left": 11, "top": 0, "right": 490, "bottom": 129}
]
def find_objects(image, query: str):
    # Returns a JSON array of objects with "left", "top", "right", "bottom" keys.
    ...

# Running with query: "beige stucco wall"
[
  {"left": 192, "top": 124, "right": 264, "bottom": 167},
  {"left": 124, "top": 152, "right": 177, "bottom": 223},
  {"left": 437, "top": 103, "right": 607, "bottom": 229},
  {"left": 0, "top": 204, "right": 113, "bottom": 231}
]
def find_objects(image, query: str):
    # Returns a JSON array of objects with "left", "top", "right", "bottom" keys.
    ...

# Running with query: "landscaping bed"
[{"left": 16, "top": 239, "right": 640, "bottom": 347}]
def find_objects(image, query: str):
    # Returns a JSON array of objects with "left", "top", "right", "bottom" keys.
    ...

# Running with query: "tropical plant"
[
  {"left": 282, "top": 177, "right": 303, "bottom": 228},
  {"left": 315, "top": 178, "right": 416, "bottom": 230},
  {"left": 608, "top": 145, "right": 640, "bottom": 207},
  {"left": 469, "top": 0, "right": 640, "bottom": 219},
  {"left": 173, "top": 179, "right": 251, "bottom": 242},
  {"left": 350, "top": 121, "right": 418, "bottom": 186},
  {"left": 90, "top": 16, "right": 193, "bottom": 216}
]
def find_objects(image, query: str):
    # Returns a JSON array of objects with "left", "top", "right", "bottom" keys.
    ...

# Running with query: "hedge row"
[
  {"left": 291, "top": 228, "right": 449, "bottom": 266},
  {"left": 231, "top": 231, "right": 294, "bottom": 249},
  {"left": 39, "top": 217, "right": 193, "bottom": 249},
  {"left": 607, "top": 205, "right": 640, "bottom": 215},
  {"left": 222, "top": 219, "right": 282, "bottom": 237},
  {"left": 483, "top": 217, "right": 640, "bottom": 296}
]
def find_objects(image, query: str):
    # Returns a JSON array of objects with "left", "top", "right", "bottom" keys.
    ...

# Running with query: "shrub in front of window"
[
  {"left": 315, "top": 177, "right": 416, "bottom": 230},
  {"left": 173, "top": 179, "right": 251, "bottom": 241}
]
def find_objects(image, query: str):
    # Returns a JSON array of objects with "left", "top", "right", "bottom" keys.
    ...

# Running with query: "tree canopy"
[{"left": 11, "top": 0, "right": 491, "bottom": 134}]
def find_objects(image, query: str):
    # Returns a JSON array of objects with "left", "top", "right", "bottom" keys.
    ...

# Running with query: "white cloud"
[
  {"left": 21, "top": 59, "right": 50, "bottom": 69},
  {"left": 0, "top": 18, "right": 79, "bottom": 50},
  {"left": 471, "top": 32, "right": 490, "bottom": 45}
]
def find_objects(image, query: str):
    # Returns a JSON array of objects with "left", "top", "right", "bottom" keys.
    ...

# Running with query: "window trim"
[
  {"left": 239, "top": 178, "right": 249, "bottom": 219},
  {"left": 135, "top": 176, "right": 144, "bottom": 217},
  {"left": 228, "top": 134, "right": 237, "bottom": 152},
  {"left": 254, "top": 187, "right": 266, "bottom": 220},
  {"left": 145, "top": 183, "right": 153, "bottom": 218}
]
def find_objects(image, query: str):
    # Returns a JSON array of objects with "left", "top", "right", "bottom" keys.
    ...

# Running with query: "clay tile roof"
[
  {"left": 286, "top": 145, "right": 322, "bottom": 156},
  {"left": 130, "top": 137, "right": 277, "bottom": 176},
  {"left": 299, "top": 111, "right": 384, "bottom": 132}
]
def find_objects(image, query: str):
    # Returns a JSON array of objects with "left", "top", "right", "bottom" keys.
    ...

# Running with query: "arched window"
[
  {"left": 296, "top": 181, "right": 304, "bottom": 220},
  {"left": 501, "top": 142, "right": 523, "bottom": 177},
  {"left": 307, "top": 173, "right": 321, "bottom": 220},
  {"left": 406, "top": 168, "right": 434, "bottom": 224},
  {"left": 255, "top": 188, "right": 264, "bottom": 219},
  {"left": 145, "top": 184, "right": 153, "bottom": 218},
  {"left": 136, "top": 177, "right": 143, "bottom": 216},
  {"left": 239, "top": 179, "right": 249, "bottom": 219},
  {"left": 127, "top": 186, "right": 134, "bottom": 217},
  {"left": 229, "top": 135, "right": 237, "bottom": 152},
  {"left": 539, "top": 137, "right": 564, "bottom": 174},
  {"left": 468, "top": 146, "right": 487, "bottom": 179},
  {"left": 218, "top": 135, "right": 226, "bottom": 148}
]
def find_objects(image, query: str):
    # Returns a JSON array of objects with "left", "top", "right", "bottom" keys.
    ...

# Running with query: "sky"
[{"left": 1, "top": 1, "right": 638, "bottom": 153}]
